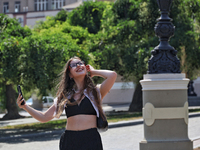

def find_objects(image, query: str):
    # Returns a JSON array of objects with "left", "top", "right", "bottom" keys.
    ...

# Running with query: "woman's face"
[{"left": 68, "top": 58, "right": 86, "bottom": 79}]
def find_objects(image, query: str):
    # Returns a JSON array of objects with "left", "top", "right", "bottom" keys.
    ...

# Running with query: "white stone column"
[{"left": 140, "top": 73, "right": 193, "bottom": 150}]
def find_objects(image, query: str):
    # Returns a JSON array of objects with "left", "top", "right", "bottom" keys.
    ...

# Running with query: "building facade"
[
  {"left": 0, "top": 0, "right": 114, "bottom": 28},
  {"left": 0, "top": 0, "right": 83, "bottom": 27}
]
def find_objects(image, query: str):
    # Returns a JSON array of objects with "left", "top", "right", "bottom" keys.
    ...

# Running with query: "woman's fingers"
[
  {"left": 20, "top": 99, "right": 25, "bottom": 105},
  {"left": 17, "top": 94, "right": 22, "bottom": 101},
  {"left": 17, "top": 94, "right": 25, "bottom": 108},
  {"left": 17, "top": 97, "right": 21, "bottom": 105},
  {"left": 86, "top": 65, "right": 94, "bottom": 71},
  {"left": 19, "top": 99, "right": 25, "bottom": 108},
  {"left": 86, "top": 65, "right": 90, "bottom": 72},
  {"left": 86, "top": 65, "right": 95, "bottom": 77},
  {"left": 86, "top": 65, "right": 92, "bottom": 77}
]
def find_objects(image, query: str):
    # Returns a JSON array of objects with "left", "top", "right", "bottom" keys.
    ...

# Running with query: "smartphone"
[{"left": 17, "top": 85, "right": 25, "bottom": 105}]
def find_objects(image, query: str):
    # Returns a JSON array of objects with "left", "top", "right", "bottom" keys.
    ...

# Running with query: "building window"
[
  {"left": 18, "top": 17, "right": 24, "bottom": 27},
  {"left": 35, "top": 0, "right": 48, "bottom": 11},
  {"left": 15, "top": 2, "right": 21, "bottom": 12},
  {"left": 52, "top": 0, "right": 65, "bottom": 10},
  {"left": 3, "top": 2, "right": 9, "bottom": 13}
]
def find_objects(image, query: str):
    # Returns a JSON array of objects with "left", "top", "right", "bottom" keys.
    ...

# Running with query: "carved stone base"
[
  {"left": 140, "top": 140, "right": 193, "bottom": 150},
  {"left": 148, "top": 48, "right": 180, "bottom": 74}
]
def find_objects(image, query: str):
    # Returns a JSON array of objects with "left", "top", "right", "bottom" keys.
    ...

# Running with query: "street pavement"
[{"left": 1, "top": 104, "right": 200, "bottom": 150}]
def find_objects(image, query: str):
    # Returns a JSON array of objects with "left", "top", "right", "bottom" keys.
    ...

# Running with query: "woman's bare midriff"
[{"left": 66, "top": 115, "right": 97, "bottom": 131}]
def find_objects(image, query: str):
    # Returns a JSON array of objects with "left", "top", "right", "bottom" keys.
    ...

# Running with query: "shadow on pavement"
[
  {"left": 0, "top": 121, "right": 11, "bottom": 126},
  {"left": 108, "top": 120, "right": 143, "bottom": 129},
  {"left": 189, "top": 113, "right": 200, "bottom": 118},
  {"left": 0, "top": 129, "right": 64, "bottom": 144}
]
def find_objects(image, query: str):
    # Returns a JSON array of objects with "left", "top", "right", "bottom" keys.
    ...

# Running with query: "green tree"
[
  {"left": 88, "top": 0, "right": 200, "bottom": 111},
  {"left": 112, "top": 0, "right": 140, "bottom": 21},
  {"left": 18, "top": 21, "right": 92, "bottom": 104},
  {"left": 170, "top": 0, "right": 200, "bottom": 79},
  {"left": 0, "top": 14, "right": 91, "bottom": 120},
  {"left": 0, "top": 14, "right": 32, "bottom": 119},
  {"left": 87, "top": 0, "right": 151, "bottom": 111},
  {"left": 54, "top": 9, "right": 68, "bottom": 22},
  {"left": 68, "top": 1, "right": 108, "bottom": 34},
  {"left": 36, "top": 0, "right": 200, "bottom": 113},
  {"left": 2, "top": 0, "right": 200, "bottom": 120}
]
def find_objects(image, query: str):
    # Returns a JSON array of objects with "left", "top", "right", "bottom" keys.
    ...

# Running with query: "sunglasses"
[{"left": 69, "top": 61, "right": 85, "bottom": 68}]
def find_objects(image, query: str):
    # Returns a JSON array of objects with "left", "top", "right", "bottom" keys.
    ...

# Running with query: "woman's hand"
[
  {"left": 86, "top": 65, "right": 95, "bottom": 77},
  {"left": 86, "top": 64, "right": 117, "bottom": 99},
  {"left": 17, "top": 94, "right": 26, "bottom": 109}
]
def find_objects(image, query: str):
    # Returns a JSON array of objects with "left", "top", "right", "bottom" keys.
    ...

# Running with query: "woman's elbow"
[
  {"left": 40, "top": 120, "right": 47, "bottom": 123},
  {"left": 39, "top": 115, "right": 54, "bottom": 123},
  {"left": 38, "top": 118, "right": 48, "bottom": 123},
  {"left": 39, "top": 118, "right": 52, "bottom": 123},
  {"left": 111, "top": 71, "right": 117, "bottom": 80}
]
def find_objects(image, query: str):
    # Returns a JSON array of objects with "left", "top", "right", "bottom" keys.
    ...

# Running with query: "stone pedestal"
[{"left": 140, "top": 73, "right": 193, "bottom": 150}]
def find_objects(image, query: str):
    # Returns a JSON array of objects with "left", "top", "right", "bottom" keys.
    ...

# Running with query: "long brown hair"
[{"left": 55, "top": 56, "right": 104, "bottom": 118}]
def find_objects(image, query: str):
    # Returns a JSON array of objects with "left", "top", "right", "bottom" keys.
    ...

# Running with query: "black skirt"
[{"left": 59, "top": 128, "right": 103, "bottom": 150}]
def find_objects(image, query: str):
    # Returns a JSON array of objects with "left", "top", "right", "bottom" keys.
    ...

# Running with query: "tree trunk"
[
  {"left": 2, "top": 84, "right": 24, "bottom": 120},
  {"left": 129, "top": 83, "right": 142, "bottom": 112}
]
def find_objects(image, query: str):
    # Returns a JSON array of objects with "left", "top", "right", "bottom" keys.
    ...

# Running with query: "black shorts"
[{"left": 59, "top": 128, "right": 103, "bottom": 150}]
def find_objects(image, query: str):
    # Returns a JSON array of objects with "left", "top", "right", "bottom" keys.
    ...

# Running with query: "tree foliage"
[
  {"left": 78, "top": 0, "right": 200, "bottom": 111},
  {"left": 0, "top": 14, "right": 32, "bottom": 118},
  {"left": 0, "top": 14, "right": 32, "bottom": 99},
  {"left": 1, "top": 0, "right": 200, "bottom": 117},
  {"left": 68, "top": 1, "right": 108, "bottom": 34},
  {"left": 21, "top": 22, "right": 91, "bottom": 96}
]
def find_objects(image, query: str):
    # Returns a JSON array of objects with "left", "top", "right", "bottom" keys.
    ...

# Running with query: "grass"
[
  {"left": 0, "top": 112, "right": 142, "bottom": 130},
  {"left": 189, "top": 108, "right": 200, "bottom": 113},
  {"left": 106, "top": 112, "right": 142, "bottom": 122}
]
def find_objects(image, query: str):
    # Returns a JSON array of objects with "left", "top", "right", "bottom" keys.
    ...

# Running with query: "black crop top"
[{"left": 65, "top": 96, "right": 97, "bottom": 118}]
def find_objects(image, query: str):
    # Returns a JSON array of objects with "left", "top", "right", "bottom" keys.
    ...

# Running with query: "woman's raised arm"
[
  {"left": 86, "top": 65, "right": 117, "bottom": 99},
  {"left": 17, "top": 94, "right": 56, "bottom": 123}
]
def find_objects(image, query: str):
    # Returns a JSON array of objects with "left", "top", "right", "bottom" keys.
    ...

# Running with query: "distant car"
[
  {"left": 42, "top": 96, "right": 54, "bottom": 108},
  {"left": 26, "top": 98, "right": 33, "bottom": 107},
  {"left": 26, "top": 96, "right": 54, "bottom": 108}
]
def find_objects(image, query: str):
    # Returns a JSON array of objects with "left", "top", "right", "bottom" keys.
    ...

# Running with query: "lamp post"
[
  {"left": 139, "top": 0, "right": 193, "bottom": 149},
  {"left": 148, "top": 0, "right": 180, "bottom": 74}
]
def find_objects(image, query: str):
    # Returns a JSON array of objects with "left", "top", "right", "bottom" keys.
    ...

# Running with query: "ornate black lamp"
[{"left": 148, "top": 0, "right": 181, "bottom": 74}]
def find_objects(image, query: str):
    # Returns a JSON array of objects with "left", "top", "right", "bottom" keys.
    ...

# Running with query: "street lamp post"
[
  {"left": 139, "top": 0, "right": 193, "bottom": 150},
  {"left": 148, "top": 0, "right": 180, "bottom": 74}
]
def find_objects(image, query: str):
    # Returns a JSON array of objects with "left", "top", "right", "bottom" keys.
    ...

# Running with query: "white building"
[{"left": 1, "top": 0, "right": 114, "bottom": 28}]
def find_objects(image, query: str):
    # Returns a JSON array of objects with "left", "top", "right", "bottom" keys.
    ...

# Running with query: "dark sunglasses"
[{"left": 69, "top": 61, "right": 85, "bottom": 68}]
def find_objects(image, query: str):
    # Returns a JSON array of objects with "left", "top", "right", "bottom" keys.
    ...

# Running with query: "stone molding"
[
  {"left": 140, "top": 73, "right": 189, "bottom": 91},
  {"left": 143, "top": 102, "right": 188, "bottom": 126}
]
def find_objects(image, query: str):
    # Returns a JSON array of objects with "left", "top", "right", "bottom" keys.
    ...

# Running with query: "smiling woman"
[{"left": 17, "top": 56, "right": 117, "bottom": 150}]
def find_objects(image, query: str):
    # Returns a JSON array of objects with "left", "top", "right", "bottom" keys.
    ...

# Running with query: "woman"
[{"left": 17, "top": 56, "right": 117, "bottom": 150}]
